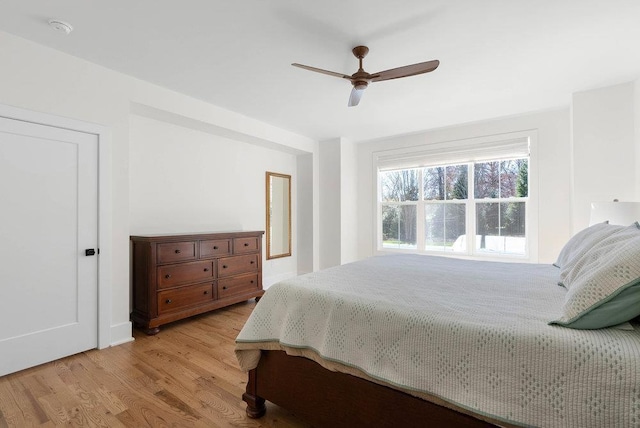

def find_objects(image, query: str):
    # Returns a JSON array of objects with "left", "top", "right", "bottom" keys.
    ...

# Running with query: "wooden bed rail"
[{"left": 243, "top": 350, "right": 498, "bottom": 427}]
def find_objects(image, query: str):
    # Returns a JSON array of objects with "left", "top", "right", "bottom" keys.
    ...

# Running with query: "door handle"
[{"left": 85, "top": 248, "right": 97, "bottom": 256}]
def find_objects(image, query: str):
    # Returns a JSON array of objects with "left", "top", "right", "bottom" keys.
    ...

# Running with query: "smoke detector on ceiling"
[{"left": 48, "top": 20, "right": 73, "bottom": 35}]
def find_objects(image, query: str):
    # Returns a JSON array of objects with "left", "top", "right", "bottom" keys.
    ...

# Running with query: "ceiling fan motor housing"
[
  {"left": 353, "top": 80, "right": 368, "bottom": 90},
  {"left": 352, "top": 45, "right": 369, "bottom": 59},
  {"left": 351, "top": 46, "right": 371, "bottom": 89}
]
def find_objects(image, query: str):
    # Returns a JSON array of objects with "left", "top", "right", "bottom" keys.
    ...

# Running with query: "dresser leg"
[
  {"left": 255, "top": 296, "right": 262, "bottom": 302},
  {"left": 145, "top": 327, "right": 160, "bottom": 335}
]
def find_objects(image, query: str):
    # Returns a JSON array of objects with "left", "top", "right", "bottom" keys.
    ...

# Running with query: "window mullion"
[
  {"left": 417, "top": 169, "right": 425, "bottom": 251},
  {"left": 468, "top": 162, "right": 475, "bottom": 255}
]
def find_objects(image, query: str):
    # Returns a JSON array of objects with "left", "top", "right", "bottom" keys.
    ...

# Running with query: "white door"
[{"left": 0, "top": 116, "right": 98, "bottom": 376}]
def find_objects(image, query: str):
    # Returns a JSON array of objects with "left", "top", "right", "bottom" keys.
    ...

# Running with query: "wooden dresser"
[{"left": 130, "top": 231, "right": 264, "bottom": 334}]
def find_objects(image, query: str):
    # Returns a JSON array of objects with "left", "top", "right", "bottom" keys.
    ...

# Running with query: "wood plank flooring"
[{"left": 0, "top": 301, "right": 310, "bottom": 427}]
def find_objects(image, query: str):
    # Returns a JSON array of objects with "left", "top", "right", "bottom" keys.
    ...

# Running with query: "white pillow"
[
  {"left": 551, "top": 223, "right": 640, "bottom": 329},
  {"left": 555, "top": 222, "right": 623, "bottom": 286}
]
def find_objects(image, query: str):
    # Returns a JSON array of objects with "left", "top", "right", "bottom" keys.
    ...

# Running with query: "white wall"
[
  {"left": 636, "top": 81, "right": 640, "bottom": 200},
  {"left": 570, "top": 82, "right": 636, "bottom": 232},
  {"left": 356, "top": 81, "right": 640, "bottom": 265},
  {"left": 296, "top": 153, "right": 315, "bottom": 274},
  {"left": 318, "top": 137, "right": 360, "bottom": 268},
  {"left": 129, "top": 115, "right": 298, "bottom": 285},
  {"left": 0, "top": 33, "right": 134, "bottom": 345},
  {"left": 319, "top": 139, "right": 342, "bottom": 269},
  {"left": 0, "top": 31, "right": 316, "bottom": 345},
  {"left": 340, "top": 139, "right": 359, "bottom": 264},
  {"left": 356, "top": 108, "right": 572, "bottom": 264}
]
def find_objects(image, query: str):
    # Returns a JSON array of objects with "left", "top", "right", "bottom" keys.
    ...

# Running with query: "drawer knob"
[
  {"left": 204, "top": 268, "right": 209, "bottom": 272},
  {"left": 165, "top": 299, "right": 172, "bottom": 304},
  {"left": 175, "top": 249, "right": 181, "bottom": 254},
  {"left": 250, "top": 280, "right": 254, "bottom": 284},
  {"left": 250, "top": 261, "right": 255, "bottom": 264},
  {"left": 165, "top": 274, "right": 171, "bottom": 279},
  {"left": 222, "top": 286, "right": 227, "bottom": 290},
  {"left": 223, "top": 265, "right": 227, "bottom": 269},
  {"left": 204, "top": 290, "right": 209, "bottom": 295},
  {"left": 213, "top": 246, "right": 218, "bottom": 250},
  {"left": 244, "top": 243, "right": 249, "bottom": 247}
]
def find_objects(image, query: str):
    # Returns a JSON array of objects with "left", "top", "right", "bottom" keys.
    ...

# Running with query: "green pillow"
[{"left": 554, "top": 281, "right": 640, "bottom": 329}]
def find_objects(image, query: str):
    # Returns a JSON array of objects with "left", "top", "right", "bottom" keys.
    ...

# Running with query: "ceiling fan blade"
[
  {"left": 348, "top": 87, "right": 365, "bottom": 107},
  {"left": 292, "top": 63, "right": 351, "bottom": 80},
  {"left": 370, "top": 60, "right": 440, "bottom": 82}
]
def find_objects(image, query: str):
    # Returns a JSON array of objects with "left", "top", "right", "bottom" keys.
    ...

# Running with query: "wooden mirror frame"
[{"left": 266, "top": 172, "right": 291, "bottom": 259}]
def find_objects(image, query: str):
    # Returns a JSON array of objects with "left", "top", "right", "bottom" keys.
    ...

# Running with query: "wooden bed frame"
[{"left": 243, "top": 350, "right": 499, "bottom": 427}]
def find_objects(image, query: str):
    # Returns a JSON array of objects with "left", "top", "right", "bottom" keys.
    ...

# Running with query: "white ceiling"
[{"left": 2, "top": 1, "right": 640, "bottom": 142}]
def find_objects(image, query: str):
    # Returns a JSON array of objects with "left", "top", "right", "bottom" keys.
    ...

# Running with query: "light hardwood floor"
[{"left": 0, "top": 301, "right": 310, "bottom": 427}]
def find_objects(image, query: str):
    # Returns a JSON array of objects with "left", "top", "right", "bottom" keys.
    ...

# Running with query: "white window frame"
[{"left": 373, "top": 130, "right": 539, "bottom": 263}]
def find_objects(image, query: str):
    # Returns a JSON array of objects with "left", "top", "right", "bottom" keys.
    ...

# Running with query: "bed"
[{"left": 235, "top": 226, "right": 640, "bottom": 427}]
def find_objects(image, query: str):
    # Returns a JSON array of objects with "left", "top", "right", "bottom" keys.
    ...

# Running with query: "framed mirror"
[{"left": 266, "top": 171, "right": 291, "bottom": 259}]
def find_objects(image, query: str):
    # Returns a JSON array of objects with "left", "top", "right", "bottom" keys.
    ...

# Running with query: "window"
[
  {"left": 376, "top": 133, "right": 534, "bottom": 259},
  {"left": 423, "top": 164, "right": 468, "bottom": 252},
  {"left": 474, "top": 159, "right": 528, "bottom": 255},
  {"left": 380, "top": 169, "right": 419, "bottom": 249}
]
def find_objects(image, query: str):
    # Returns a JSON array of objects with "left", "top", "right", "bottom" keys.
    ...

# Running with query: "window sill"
[{"left": 375, "top": 247, "right": 533, "bottom": 264}]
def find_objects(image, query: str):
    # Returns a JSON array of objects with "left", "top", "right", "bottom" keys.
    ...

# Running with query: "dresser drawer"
[
  {"left": 200, "top": 239, "right": 231, "bottom": 258},
  {"left": 158, "top": 260, "right": 214, "bottom": 289},
  {"left": 157, "top": 241, "right": 196, "bottom": 263},
  {"left": 218, "top": 273, "right": 259, "bottom": 299},
  {"left": 234, "top": 237, "right": 259, "bottom": 254},
  {"left": 218, "top": 254, "right": 259, "bottom": 277},
  {"left": 158, "top": 283, "right": 213, "bottom": 314}
]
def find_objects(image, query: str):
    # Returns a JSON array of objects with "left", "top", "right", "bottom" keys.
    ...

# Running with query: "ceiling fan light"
[
  {"left": 348, "top": 87, "right": 365, "bottom": 107},
  {"left": 354, "top": 81, "right": 368, "bottom": 90}
]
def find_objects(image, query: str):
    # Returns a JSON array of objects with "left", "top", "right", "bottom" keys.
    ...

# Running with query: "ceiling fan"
[{"left": 292, "top": 46, "right": 439, "bottom": 107}]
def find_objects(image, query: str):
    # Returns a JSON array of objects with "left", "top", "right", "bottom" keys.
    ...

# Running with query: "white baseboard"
[
  {"left": 109, "top": 321, "right": 134, "bottom": 347},
  {"left": 263, "top": 271, "right": 298, "bottom": 289}
]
